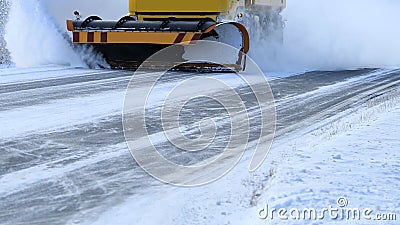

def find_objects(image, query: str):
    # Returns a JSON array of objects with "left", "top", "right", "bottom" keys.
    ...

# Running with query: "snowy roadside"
[
  {"left": 90, "top": 87, "right": 400, "bottom": 225},
  {"left": 252, "top": 92, "right": 400, "bottom": 225}
]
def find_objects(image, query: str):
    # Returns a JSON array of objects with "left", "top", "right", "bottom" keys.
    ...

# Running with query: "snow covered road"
[{"left": 1, "top": 66, "right": 400, "bottom": 224}]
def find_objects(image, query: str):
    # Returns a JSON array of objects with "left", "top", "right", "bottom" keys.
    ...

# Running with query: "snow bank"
[{"left": 257, "top": 96, "right": 400, "bottom": 224}]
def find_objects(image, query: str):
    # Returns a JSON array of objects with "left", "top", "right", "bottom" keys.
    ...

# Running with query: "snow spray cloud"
[
  {"left": 4, "top": 0, "right": 84, "bottom": 67},
  {"left": 123, "top": 41, "right": 276, "bottom": 186},
  {"left": 4, "top": 0, "right": 113, "bottom": 68},
  {"left": 38, "top": 0, "right": 127, "bottom": 68},
  {"left": 252, "top": 0, "right": 400, "bottom": 72}
]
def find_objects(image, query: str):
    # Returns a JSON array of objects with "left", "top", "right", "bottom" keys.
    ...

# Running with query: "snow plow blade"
[{"left": 67, "top": 18, "right": 249, "bottom": 71}]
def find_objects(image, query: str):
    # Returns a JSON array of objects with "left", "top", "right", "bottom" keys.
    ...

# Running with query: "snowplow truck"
[{"left": 67, "top": 0, "right": 285, "bottom": 70}]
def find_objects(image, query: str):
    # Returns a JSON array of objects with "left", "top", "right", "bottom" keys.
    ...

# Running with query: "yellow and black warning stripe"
[
  {"left": 71, "top": 31, "right": 203, "bottom": 45},
  {"left": 67, "top": 19, "right": 249, "bottom": 54}
]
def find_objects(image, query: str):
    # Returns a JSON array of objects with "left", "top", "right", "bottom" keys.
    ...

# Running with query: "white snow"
[{"left": 254, "top": 98, "right": 400, "bottom": 225}]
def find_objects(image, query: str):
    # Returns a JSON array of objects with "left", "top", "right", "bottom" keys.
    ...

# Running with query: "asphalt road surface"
[{"left": 1, "top": 67, "right": 399, "bottom": 224}]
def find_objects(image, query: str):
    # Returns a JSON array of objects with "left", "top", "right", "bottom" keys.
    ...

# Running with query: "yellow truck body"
[{"left": 129, "top": 0, "right": 285, "bottom": 21}]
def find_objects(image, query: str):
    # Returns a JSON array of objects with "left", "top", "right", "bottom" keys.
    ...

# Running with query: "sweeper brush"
[{"left": 66, "top": 0, "right": 285, "bottom": 71}]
